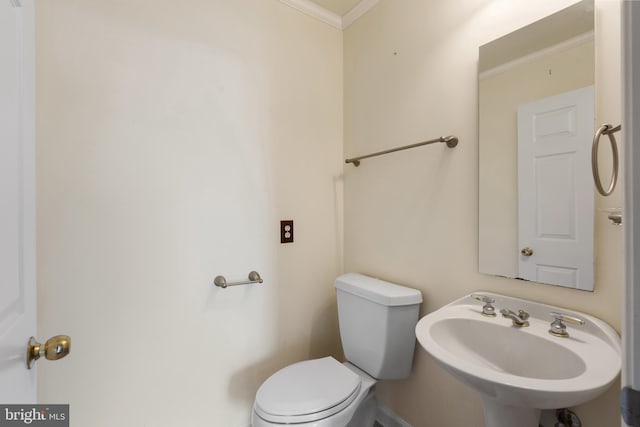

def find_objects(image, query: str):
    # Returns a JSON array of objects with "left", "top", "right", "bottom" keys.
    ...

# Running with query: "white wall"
[
  {"left": 344, "top": 0, "right": 622, "bottom": 426},
  {"left": 35, "top": 1, "right": 343, "bottom": 426}
]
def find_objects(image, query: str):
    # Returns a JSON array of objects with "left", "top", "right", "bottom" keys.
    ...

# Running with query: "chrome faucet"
[{"left": 500, "top": 308, "right": 530, "bottom": 327}]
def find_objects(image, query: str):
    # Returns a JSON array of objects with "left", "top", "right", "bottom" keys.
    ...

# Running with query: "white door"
[
  {"left": 517, "top": 86, "right": 594, "bottom": 290},
  {"left": 0, "top": 0, "right": 36, "bottom": 402}
]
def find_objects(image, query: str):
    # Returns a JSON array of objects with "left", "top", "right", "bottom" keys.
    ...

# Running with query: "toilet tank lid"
[{"left": 334, "top": 273, "right": 423, "bottom": 306}]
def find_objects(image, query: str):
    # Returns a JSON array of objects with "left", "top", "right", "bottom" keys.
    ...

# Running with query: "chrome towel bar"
[
  {"left": 345, "top": 135, "right": 458, "bottom": 167},
  {"left": 214, "top": 271, "right": 263, "bottom": 288},
  {"left": 592, "top": 123, "right": 621, "bottom": 196}
]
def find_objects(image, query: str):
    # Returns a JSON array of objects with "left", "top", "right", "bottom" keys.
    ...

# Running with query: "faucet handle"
[
  {"left": 471, "top": 293, "right": 496, "bottom": 317},
  {"left": 549, "top": 312, "right": 585, "bottom": 337},
  {"left": 471, "top": 293, "right": 495, "bottom": 303}
]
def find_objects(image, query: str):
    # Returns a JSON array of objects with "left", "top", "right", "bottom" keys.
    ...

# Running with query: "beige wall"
[
  {"left": 35, "top": 0, "right": 624, "bottom": 425},
  {"left": 344, "top": 0, "right": 622, "bottom": 426},
  {"left": 35, "top": 1, "right": 343, "bottom": 426}
]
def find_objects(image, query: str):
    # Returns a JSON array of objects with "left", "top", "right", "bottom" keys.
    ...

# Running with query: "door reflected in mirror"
[{"left": 478, "top": 0, "right": 595, "bottom": 291}]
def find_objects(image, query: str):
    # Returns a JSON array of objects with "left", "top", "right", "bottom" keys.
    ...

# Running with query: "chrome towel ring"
[{"left": 592, "top": 123, "right": 621, "bottom": 196}]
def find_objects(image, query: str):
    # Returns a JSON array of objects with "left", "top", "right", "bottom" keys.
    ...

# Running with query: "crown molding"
[
  {"left": 479, "top": 31, "right": 594, "bottom": 80},
  {"left": 342, "top": 0, "right": 380, "bottom": 29},
  {"left": 279, "top": 0, "right": 380, "bottom": 30},
  {"left": 278, "top": 0, "right": 342, "bottom": 29}
]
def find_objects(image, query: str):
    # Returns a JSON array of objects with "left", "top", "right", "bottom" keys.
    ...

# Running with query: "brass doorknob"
[
  {"left": 521, "top": 247, "right": 534, "bottom": 257},
  {"left": 27, "top": 335, "right": 71, "bottom": 369}
]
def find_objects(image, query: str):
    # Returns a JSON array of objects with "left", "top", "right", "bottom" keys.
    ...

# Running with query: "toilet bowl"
[
  {"left": 251, "top": 273, "right": 422, "bottom": 427},
  {"left": 252, "top": 357, "right": 377, "bottom": 427}
]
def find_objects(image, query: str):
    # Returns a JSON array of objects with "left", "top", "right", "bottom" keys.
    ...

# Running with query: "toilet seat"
[{"left": 254, "top": 357, "right": 362, "bottom": 424}]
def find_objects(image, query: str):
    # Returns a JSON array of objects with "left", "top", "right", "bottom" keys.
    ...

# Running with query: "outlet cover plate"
[{"left": 280, "top": 220, "right": 294, "bottom": 243}]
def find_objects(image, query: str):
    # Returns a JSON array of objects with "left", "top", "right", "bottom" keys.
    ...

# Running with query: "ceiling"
[{"left": 310, "top": 0, "right": 364, "bottom": 16}]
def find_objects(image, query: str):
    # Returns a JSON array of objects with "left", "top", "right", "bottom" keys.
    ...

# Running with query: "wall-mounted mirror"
[{"left": 478, "top": 0, "right": 596, "bottom": 291}]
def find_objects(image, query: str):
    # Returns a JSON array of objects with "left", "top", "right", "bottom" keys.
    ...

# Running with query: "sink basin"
[{"left": 415, "top": 292, "right": 621, "bottom": 427}]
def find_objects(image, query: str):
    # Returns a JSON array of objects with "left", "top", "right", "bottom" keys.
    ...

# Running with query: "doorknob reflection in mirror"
[
  {"left": 27, "top": 335, "right": 71, "bottom": 369},
  {"left": 521, "top": 247, "right": 534, "bottom": 257}
]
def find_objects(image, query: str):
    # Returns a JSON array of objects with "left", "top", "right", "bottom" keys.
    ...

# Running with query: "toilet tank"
[{"left": 334, "top": 273, "right": 423, "bottom": 380}]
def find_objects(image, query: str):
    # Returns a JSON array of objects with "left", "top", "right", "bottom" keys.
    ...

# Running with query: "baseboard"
[{"left": 376, "top": 405, "right": 413, "bottom": 427}]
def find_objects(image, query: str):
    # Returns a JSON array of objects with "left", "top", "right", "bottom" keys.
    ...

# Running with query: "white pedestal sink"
[{"left": 415, "top": 292, "right": 620, "bottom": 427}]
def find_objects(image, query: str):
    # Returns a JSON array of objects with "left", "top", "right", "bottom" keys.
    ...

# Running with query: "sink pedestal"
[{"left": 482, "top": 397, "right": 540, "bottom": 427}]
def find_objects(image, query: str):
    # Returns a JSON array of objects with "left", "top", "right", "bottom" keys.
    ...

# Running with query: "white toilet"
[{"left": 251, "top": 273, "right": 423, "bottom": 427}]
